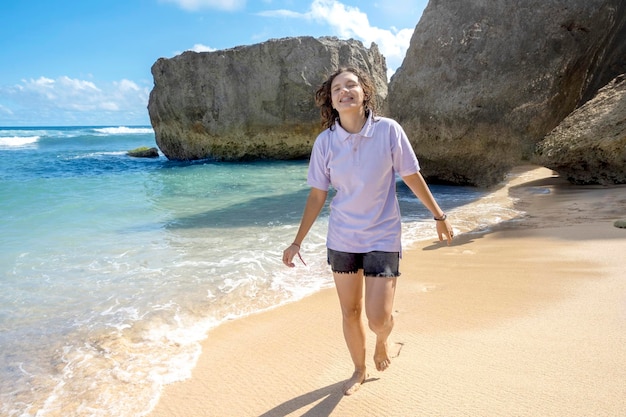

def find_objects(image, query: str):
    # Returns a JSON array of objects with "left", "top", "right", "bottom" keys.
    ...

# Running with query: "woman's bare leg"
[
  {"left": 365, "top": 276, "right": 397, "bottom": 371},
  {"left": 333, "top": 270, "right": 367, "bottom": 395}
]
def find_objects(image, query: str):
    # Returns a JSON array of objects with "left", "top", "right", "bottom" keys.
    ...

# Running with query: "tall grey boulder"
[
  {"left": 148, "top": 37, "right": 387, "bottom": 161},
  {"left": 389, "top": 0, "right": 626, "bottom": 187}
]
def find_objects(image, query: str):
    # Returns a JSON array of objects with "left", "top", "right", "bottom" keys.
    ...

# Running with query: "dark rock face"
[
  {"left": 388, "top": 0, "right": 626, "bottom": 186},
  {"left": 535, "top": 75, "right": 626, "bottom": 185},
  {"left": 148, "top": 37, "right": 387, "bottom": 161}
]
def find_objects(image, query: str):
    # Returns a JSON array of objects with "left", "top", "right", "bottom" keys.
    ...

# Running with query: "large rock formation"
[
  {"left": 389, "top": 0, "right": 626, "bottom": 187},
  {"left": 534, "top": 74, "right": 626, "bottom": 184},
  {"left": 148, "top": 37, "right": 387, "bottom": 161}
]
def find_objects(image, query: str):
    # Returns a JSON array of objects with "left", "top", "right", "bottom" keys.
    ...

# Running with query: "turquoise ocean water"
[{"left": 0, "top": 126, "right": 522, "bottom": 416}]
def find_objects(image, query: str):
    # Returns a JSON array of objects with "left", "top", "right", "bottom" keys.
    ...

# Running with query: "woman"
[{"left": 282, "top": 67, "right": 454, "bottom": 395}]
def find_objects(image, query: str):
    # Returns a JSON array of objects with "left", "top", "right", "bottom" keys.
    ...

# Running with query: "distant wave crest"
[
  {"left": 93, "top": 126, "right": 154, "bottom": 135},
  {"left": 0, "top": 135, "right": 40, "bottom": 147}
]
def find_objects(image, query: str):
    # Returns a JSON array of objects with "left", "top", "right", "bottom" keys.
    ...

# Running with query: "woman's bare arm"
[
  {"left": 283, "top": 187, "right": 328, "bottom": 267},
  {"left": 402, "top": 172, "right": 454, "bottom": 245}
]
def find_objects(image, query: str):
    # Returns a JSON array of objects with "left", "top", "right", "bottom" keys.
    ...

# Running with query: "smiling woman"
[{"left": 283, "top": 67, "right": 453, "bottom": 396}]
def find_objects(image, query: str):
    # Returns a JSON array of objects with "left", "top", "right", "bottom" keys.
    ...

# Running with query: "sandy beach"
[{"left": 148, "top": 166, "right": 626, "bottom": 417}]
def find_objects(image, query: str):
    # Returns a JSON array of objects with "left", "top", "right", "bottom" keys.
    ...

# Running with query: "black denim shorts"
[{"left": 327, "top": 248, "right": 400, "bottom": 278}]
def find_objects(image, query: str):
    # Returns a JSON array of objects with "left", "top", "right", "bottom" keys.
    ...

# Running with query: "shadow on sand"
[{"left": 257, "top": 377, "right": 379, "bottom": 417}]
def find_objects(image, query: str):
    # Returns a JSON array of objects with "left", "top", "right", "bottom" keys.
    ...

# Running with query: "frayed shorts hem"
[{"left": 327, "top": 248, "right": 400, "bottom": 278}]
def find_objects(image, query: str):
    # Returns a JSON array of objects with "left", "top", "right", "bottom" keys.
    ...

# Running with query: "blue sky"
[{"left": 0, "top": 0, "right": 427, "bottom": 127}]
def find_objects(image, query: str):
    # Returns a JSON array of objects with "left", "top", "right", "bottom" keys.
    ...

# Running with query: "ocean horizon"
[{"left": 0, "top": 125, "right": 524, "bottom": 417}]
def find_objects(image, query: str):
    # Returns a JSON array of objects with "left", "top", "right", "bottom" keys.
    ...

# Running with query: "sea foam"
[
  {"left": 93, "top": 126, "right": 154, "bottom": 135},
  {"left": 0, "top": 135, "right": 39, "bottom": 147}
]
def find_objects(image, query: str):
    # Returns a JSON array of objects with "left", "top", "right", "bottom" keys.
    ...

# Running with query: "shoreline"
[{"left": 148, "top": 165, "right": 626, "bottom": 417}]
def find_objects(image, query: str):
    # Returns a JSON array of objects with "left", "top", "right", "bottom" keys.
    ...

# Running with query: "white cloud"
[
  {"left": 161, "top": 0, "right": 246, "bottom": 11},
  {"left": 257, "top": 9, "right": 305, "bottom": 18},
  {"left": 57, "top": 76, "right": 101, "bottom": 92},
  {"left": 31, "top": 76, "right": 55, "bottom": 88},
  {"left": 173, "top": 44, "right": 218, "bottom": 56},
  {"left": 0, "top": 76, "right": 150, "bottom": 125},
  {"left": 116, "top": 79, "right": 141, "bottom": 92},
  {"left": 0, "top": 104, "right": 13, "bottom": 115},
  {"left": 100, "top": 101, "right": 121, "bottom": 111},
  {"left": 191, "top": 43, "right": 217, "bottom": 52},
  {"left": 259, "top": 0, "right": 414, "bottom": 78}
]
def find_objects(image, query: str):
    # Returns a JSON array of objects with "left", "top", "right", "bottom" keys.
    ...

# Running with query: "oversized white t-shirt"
[{"left": 307, "top": 113, "right": 420, "bottom": 254}]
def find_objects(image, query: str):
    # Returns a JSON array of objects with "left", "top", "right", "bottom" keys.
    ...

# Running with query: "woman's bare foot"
[
  {"left": 374, "top": 339, "right": 391, "bottom": 371},
  {"left": 343, "top": 369, "right": 367, "bottom": 395}
]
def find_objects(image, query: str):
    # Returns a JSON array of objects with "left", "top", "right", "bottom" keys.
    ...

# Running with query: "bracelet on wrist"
[
  {"left": 291, "top": 242, "right": 301, "bottom": 248},
  {"left": 433, "top": 213, "right": 447, "bottom": 221}
]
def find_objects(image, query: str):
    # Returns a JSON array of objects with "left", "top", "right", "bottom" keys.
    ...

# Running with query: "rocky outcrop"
[
  {"left": 127, "top": 146, "right": 159, "bottom": 158},
  {"left": 389, "top": 0, "right": 626, "bottom": 187},
  {"left": 534, "top": 75, "right": 626, "bottom": 184},
  {"left": 148, "top": 37, "right": 387, "bottom": 161}
]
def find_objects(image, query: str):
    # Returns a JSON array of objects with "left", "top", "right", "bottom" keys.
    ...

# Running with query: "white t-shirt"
[{"left": 307, "top": 113, "right": 420, "bottom": 254}]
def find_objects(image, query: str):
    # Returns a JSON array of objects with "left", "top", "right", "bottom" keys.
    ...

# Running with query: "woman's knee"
[
  {"left": 340, "top": 304, "right": 363, "bottom": 323},
  {"left": 367, "top": 313, "right": 393, "bottom": 333}
]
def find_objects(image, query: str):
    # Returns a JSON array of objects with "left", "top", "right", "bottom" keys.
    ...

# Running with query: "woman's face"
[{"left": 330, "top": 71, "right": 365, "bottom": 113}]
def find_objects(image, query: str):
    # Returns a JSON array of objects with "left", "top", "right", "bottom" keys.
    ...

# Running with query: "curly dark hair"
[{"left": 315, "top": 67, "right": 378, "bottom": 130}]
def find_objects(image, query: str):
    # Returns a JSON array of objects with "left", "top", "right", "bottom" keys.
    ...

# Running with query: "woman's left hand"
[{"left": 436, "top": 219, "right": 454, "bottom": 245}]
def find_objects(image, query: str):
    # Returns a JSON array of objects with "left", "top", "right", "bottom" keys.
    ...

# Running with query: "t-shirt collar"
[{"left": 334, "top": 111, "right": 375, "bottom": 141}]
